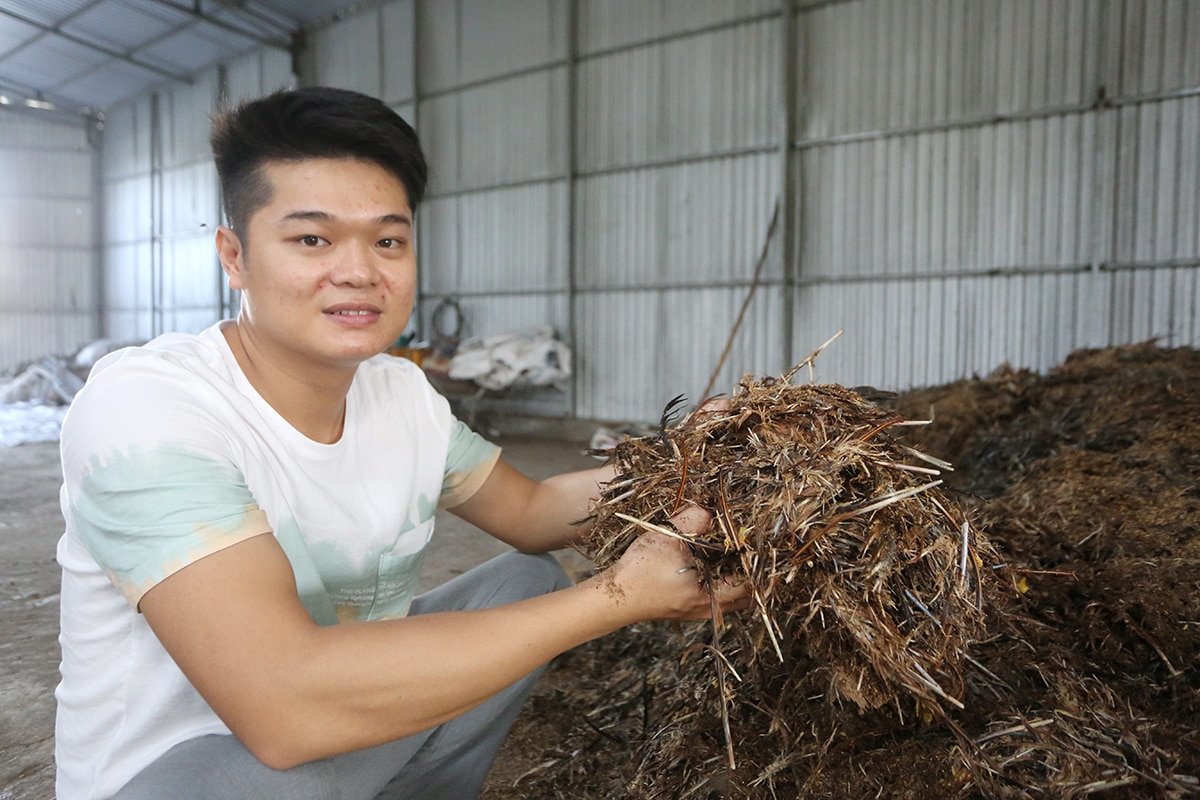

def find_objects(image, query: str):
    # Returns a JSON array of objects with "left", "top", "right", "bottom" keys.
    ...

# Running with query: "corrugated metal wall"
[
  {"left": 794, "top": 0, "right": 1200, "bottom": 389},
  {"left": 100, "top": 48, "right": 292, "bottom": 342},
  {"left": 0, "top": 110, "right": 99, "bottom": 369},
  {"left": 77, "top": 0, "right": 1200, "bottom": 423}
]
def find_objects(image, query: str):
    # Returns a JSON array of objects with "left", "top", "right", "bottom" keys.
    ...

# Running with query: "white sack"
[{"left": 448, "top": 326, "right": 571, "bottom": 392}]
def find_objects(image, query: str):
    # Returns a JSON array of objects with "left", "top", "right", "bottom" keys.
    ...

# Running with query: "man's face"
[{"left": 217, "top": 158, "right": 416, "bottom": 372}]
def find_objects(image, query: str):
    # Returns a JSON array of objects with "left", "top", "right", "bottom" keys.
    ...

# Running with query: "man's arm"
[
  {"left": 448, "top": 458, "right": 616, "bottom": 553},
  {"left": 138, "top": 506, "right": 741, "bottom": 771},
  {"left": 450, "top": 396, "right": 735, "bottom": 553}
]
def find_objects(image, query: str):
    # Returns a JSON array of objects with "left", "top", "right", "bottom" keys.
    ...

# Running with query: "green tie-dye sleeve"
[
  {"left": 70, "top": 445, "right": 272, "bottom": 606},
  {"left": 438, "top": 420, "right": 501, "bottom": 509}
]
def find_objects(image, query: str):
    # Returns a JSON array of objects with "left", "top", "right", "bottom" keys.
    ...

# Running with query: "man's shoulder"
[
  {"left": 88, "top": 326, "right": 227, "bottom": 383},
  {"left": 64, "top": 325, "right": 241, "bottom": 446}
]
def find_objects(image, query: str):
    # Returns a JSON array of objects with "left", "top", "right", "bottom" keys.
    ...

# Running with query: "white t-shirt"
[{"left": 54, "top": 323, "right": 500, "bottom": 800}]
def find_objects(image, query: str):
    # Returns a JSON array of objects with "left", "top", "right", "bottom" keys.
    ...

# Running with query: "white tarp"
[
  {"left": 0, "top": 402, "right": 69, "bottom": 448},
  {"left": 447, "top": 326, "right": 571, "bottom": 392},
  {"left": 0, "top": 340, "right": 140, "bottom": 447}
]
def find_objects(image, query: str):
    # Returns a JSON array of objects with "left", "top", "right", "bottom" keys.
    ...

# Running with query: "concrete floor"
[{"left": 0, "top": 434, "right": 599, "bottom": 799}]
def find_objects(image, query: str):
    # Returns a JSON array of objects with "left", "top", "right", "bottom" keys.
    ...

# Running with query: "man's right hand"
[{"left": 601, "top": 503, "right": 750, "bottom": 621}]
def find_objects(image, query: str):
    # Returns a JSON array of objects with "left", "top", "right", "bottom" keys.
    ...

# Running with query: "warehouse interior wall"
[
  {"left": 36, "top": 0, "right": 1200, "bottom": 424},
  {"left": 0, "top": 108, "right": 99, "bottom": 369},
  {"left": 100, "top": 48, "right": 294, "bottom": 343}
]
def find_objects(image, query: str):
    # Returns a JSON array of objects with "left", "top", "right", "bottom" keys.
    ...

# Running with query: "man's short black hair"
[{"left": 210, "top": 86, "right": 428, "bottom": 234}]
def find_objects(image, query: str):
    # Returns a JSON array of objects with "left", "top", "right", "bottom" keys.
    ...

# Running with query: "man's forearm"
[
  {"left": 260, "top": 571, "right": 638, "bottom": 767},
  {"left": 512, "top": 463, "right": 617, "bottom": 551},
  {"left": 451, "top": 461, "right": 617, "bottom": 554}
]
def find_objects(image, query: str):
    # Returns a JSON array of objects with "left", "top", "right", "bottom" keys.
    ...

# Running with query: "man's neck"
[{"left": 220, "top": 322, "right": 354, "bottom": 444}]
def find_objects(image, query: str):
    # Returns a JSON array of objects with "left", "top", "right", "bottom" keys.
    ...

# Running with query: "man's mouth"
[{"left": 330, "top": 310, "right": 375, "bottom": 316}]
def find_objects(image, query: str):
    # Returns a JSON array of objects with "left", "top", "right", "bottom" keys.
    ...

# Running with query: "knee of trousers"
[{"left": 493, "top": 551, "right": 573, "bottom": 596}]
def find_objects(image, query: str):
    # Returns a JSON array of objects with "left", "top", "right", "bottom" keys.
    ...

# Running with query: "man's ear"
[{"left": 215, "top": 226, "right": 247, "bottom": 290}]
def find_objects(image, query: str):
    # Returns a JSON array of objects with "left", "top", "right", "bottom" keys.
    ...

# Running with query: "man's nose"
[{"left": 331, "top": 240, "right": 380, "bottom": 285}]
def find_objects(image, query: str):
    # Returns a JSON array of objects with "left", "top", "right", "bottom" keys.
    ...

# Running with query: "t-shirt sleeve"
[
  {"left": 61, "top": 355, "right": 273, "bottom": 608},
  {"left": 438, "top": 419, "right": 501, "bottom": 509},
  {"left": 69, "top": 445, "right": 272, "bottom": 607}
]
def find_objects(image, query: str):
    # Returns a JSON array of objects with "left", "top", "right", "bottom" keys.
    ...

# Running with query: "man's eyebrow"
[
  {"left": 376, "top": 213, "right": 412, "bottom": 227},
  {"left": 279, "top": 210, "right": 413, "bottom": 226}
]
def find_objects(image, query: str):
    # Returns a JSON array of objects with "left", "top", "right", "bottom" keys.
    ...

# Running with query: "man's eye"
[
  {"left": 378, "top": 238, "right": 405, "bottom": 249},
  {"left": 300, "top": 235, "right": 325, "bottom": 246}
]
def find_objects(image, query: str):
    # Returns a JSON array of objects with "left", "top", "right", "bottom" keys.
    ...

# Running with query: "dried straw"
[{"left": 578, "top": 353, "right": 1003, "bottom": 774}]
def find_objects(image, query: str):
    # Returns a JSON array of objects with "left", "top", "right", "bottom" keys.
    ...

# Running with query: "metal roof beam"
[
  {"left": 147, "top": 0, "right": 292, "bottom": 51},
  {"left": 0, "top": 6, "right": 192, "bottom": 83}
]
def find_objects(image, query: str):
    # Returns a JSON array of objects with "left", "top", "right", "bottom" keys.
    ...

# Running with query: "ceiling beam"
[
  {"left": 0, "top": 79, "right": 103, "bottom": 121},
  {"left": 0, "top": 6, "right": 192, "bottom": 83},
  {"left": 147, "top": 0, "right": 292, "bottom": 51}
]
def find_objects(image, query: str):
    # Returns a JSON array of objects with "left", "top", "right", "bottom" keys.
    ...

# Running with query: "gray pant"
[{"left": 113, "top": 552, "right": 571, "bottom": 800}]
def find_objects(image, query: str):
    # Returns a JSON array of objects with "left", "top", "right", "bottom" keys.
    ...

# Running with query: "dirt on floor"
[{"left": 486, "top": 342, "right": 1200, "bottom": 800}]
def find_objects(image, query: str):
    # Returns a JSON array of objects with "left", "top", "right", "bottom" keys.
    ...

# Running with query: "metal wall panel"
[
  {"left": 798, "top": 113, "right": 1103, "bottom": 278},
  {"left": 420, "top": 92, "right": 460, "bottom": 195},
  {"left": 575, "top": 286, "right": 784, "bottom": 421},
  {"left": 161, "top": 161, "right": 219, "bottom": 235},
  {"left": 222, "top": 48, "right": 294, "bottom": 104},
  {"left": 417, "top": 65, "right": 571, "bottom": 194},
  {"left": 457, "top": 68, "right": 568, "bottom": 189},
  {"left": 800, "top": 0, "right": 1099, "bottom": 138},
  {"left": 575, "top": 152, "right": 780, "bottom": 288},
  {"left": 415, "top": 0, "right": 460, "bottom": 94},
  {"left": 382, "top": 0, "right": 417, "bottom": 105},
  {"left": 158, "top": 73, "right": 220, "bottom": 168},
  {"left": 162, "top": 234, "right": 220, "bottom": 312},
  {"left": 3, "top": 248, "right": 95, "bottom": 311},
  {"left": 457, "top": 0, "right": 567, "bottom": 85},
  {"left": 576, "top": 19, "right": 780, "bottom": 171},
  {"left": 419, "top": 293, "right": 571, "bottom": 346},
  {"left": 790, "top": 270, "right": 1104, "bottom": 392},
  {"left": 78, "top": 0, "right": 1200, "bottom": 423},
  {"left": 421, "top": 181, "right": 569, "bottom": 295},
  {"left": 0, "top": 111, "right": 98, "bottom": 369},
  {"left": 7, "top": 148, "right": 92, "bottom": 195},
  {"left": 0, "top": 312, "right": 95, "bottom": 370},
  {"left": 792, "top": 0, "right": 1200, "bottom": 392},
  {"left": 416, "top": 0, "right": 567, "bottom": 95},
  {"left": 309, "top": 9, "right": 384, "bottom": 96},
  {"left": 99, "top": 95, "right": 153, "bottom": 180},
  {"left": 0, "top": 197, "right": 92, "bottom": 247},
  {"left": 417, "top": 70, "right": 568, "bottom": 195},
  {"left": 577, "top": 0, "right": 777, "bottom": 55},
  {"left": 1109, "top": 0, "right": 1200, "bottom": 97},
  {"left": 157, "top": 80, "right": 222, "bottom": 329},
  {"left": 101, "top": 309, "right": 153, "bottom": 341},
  {"left": 103, "top": 241, "right": 153, "bottom": 315},
  {"left": 1113, "top": 96, "right": 1200, "bottom": 264},
  {"left": 1109, "top": 266, "right": 1198, "bottom": 346},
  {"left": 99, "top": 55, "right": 293, "bottom": 342}
]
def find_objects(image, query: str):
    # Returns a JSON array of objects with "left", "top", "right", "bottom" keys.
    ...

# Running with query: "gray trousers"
[{"left": 113, "top": 552, "right": 571, "bottom": 800}]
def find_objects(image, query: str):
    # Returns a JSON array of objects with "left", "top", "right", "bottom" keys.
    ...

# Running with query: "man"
[{"left": 55, "top": 86, "right": 745, "bottom": 800}]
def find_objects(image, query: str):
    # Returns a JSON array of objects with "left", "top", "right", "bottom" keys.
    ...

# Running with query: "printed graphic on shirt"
[{"left": 282, "top": 504, "right": 436, "bottom": 624}]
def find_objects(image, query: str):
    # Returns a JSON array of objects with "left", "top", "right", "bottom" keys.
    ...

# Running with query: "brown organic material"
[
  {"left": 486, "top": 342, "right": 1200, "bottom": 800},
  {"left": 573, "top": 362, "right": 1004, "bottom": 792}
]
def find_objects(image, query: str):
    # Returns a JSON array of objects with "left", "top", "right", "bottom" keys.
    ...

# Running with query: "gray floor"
[{"left": 0, "top": 435, "right": 599, "bottom": 800}]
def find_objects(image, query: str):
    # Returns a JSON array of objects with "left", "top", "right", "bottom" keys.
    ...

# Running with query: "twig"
[{"left": 701, "top": 200, "right": 781, "bottom": 400}]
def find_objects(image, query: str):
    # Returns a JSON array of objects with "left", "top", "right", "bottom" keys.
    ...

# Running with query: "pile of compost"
[{"left": 491, "top": 342, "right": 1200, "bottom": 800}]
